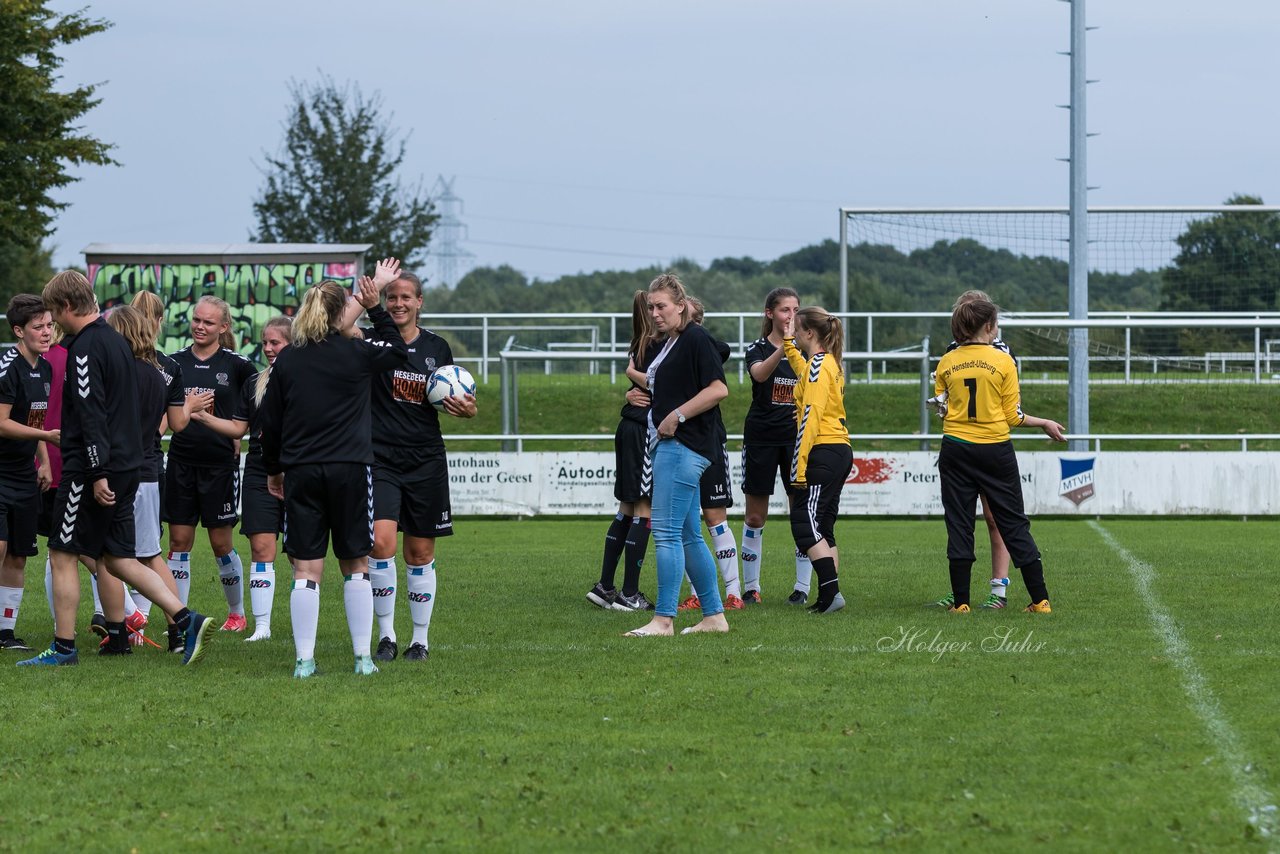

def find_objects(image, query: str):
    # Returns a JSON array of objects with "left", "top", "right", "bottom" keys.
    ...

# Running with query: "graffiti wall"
[{"left": 87, "top": 261, "right": 358, "bottom": 365}]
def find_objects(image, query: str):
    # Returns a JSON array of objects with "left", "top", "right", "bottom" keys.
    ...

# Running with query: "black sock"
[
  {"left": 105, "top": 621, "right": 130, "bottom": 652},
  {"left": 949, "top": 560, "right": 973, "bottom": 607},
  {"left": 811, "top": 556, "right": 839, "bottom": 606},
  {"left": 598, "top": 513, "right": 631, "bottom": 589},
  {"left": 54, "top": 636, "right": 76, "bottom": 654},
  {"left": 173, "top": 608, "right": 192, "bottom": 633},
  {"left": 1019, "top": 559, "right": 1049, "bottom": 604},
  {"left": 621, "top": 517, "right": 651, "bottom": 596}
]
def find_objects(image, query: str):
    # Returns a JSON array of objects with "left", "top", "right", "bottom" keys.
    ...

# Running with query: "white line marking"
[{"left": 1091, "top": 520, "right": 1277, "bottom": 844}]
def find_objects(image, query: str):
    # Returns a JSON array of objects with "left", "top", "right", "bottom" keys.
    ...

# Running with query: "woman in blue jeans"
[{"left": 624, "top": 273, "right": 731, "bottom": 638}]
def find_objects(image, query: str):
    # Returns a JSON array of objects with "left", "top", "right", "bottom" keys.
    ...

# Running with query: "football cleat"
[
  {"left": 98, "top": 642, "right": 132, "bottom": 657},
  {"left": 0, "top": 636, "right": 33, "bottom": 651},
  {"left": 125, "top": 610, "right": 147, "bottom": 633},
  {"left": 742, "top": 590, "right": 762, "bottom": 605},
  {"left": 89, "top": 612, "right": 108, "bottom": 639},
  {"left": 293, "top": 658, "right": 317, "bottom": 679},
  {"left": 17, "top": 644, "right": 78, "bottom": 666},
  {"left": 611, "top": 590, "right": 654, "bottom": 612},
  {"left": 403, "top": 643, "right": 429, "bottom": 662},
  {"left": 1025, "top": 600, "right": 1052, "bottom": 614},
  {"left": 787, "top": 589, "right": 808, "bottom": 605},
  {"left": 948, "top": 603, "right": 971, "bottom": 614},
  {"left": 677, "top": 595, "right": 701, "bottom": 612},
  {"left": 167, "top": 624, "right": 185, "bottom": 654},
  {"left": 220, "top": 613, "right": 247, "bottom": 632},
  {"left": 980, "top": 593, "right": 1008, "bottom": 610},
  {"left": 934, "top": 593, "right": 955, "bottom": 608},
  {"left": 354, "top": 654, "right": 379, "bottom": 676},
  {"left": 183, "top": 612, "right": 213, "bottom": 665},
  {"left": 375, "top": 637, "right": 398, "bottom": 662},
  {"left": 724, "top": 594, "right": 745, "bottom": 610},
  {"left": 586, "top": 583, "right": 618, "bottom": 610},
  {"left": 808, "top": 593, "right": 846, "bottom": 615},
  {"left": 245, "top": 627, "right": 271, "bottom": 643}
]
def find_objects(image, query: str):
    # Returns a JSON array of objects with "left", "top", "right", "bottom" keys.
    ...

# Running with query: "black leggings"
[{"left": 938, "top": 438, "right": 1040, "bottom": 567}]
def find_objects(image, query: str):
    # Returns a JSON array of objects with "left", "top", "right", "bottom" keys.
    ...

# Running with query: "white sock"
[
  {"left": 991, "top": 577, "right": 1009, "bottom": 599},
  {"left": 44, "top": 555, "right": 54, "bottom": 622},
  {"left": 168, "top": 552, "right": 191, "bottom": 606},
  {"left": 291, "top": 579, "right": 319, "bottom": 661},
  {"left": 708, "top": 522, "right": 741, "bottom": 598},
  {"left": 368, "top": 556, "right": 397, "bottom": 642},
  {"left": 795, "top": 548, "right": 813, "bottom": 595},
  {"left": 741, "top": 524, "right": 763, "bottom": 593},
  {"left": 217, "top": 551, "right": 244, "bottom": 616},
  {"left": 344, "top": 572, "right": 373, "bottom": 657},
  {"left": 249, "top": 562, "right": 276, "bottom": 631},
  {"left": 89, "top": 572, "right": 103, "bottom": 615},
  {"left": 407, "top": 562, "right": 436, "bottom": 649},
  {"left": 129, "top": 588, "right": 152, "bottom": 620},
  {"left": 0, "top": 585, "right": 22, "bottom": 632}
]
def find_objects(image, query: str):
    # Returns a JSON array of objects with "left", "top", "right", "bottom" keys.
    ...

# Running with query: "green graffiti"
[{"left": 89, "top": 261, "right": 357, "bottom": 366}]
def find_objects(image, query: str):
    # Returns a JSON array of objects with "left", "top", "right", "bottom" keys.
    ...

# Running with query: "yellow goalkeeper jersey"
[
  {"left": 783, "top": 338, "right": 849, "bottom": 484},
  {"left": 934, "top": 344, "right": 1025, "bottom": 443}
]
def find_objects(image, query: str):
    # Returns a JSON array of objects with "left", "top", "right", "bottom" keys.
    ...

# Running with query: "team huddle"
[
  {"left": 6, "top": 259, "right": 476, "bottom": 676},
  {"left": 588, "top": 279, "right": 1064, "bottom": 631},
  {"left": 3, "top": 269, "right": 1061, "bottom": 671}
]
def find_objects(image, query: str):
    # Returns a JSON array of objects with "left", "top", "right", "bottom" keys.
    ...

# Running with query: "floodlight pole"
[{"left": 1066, "top": 0, "right": 1090, "bottom": 451}]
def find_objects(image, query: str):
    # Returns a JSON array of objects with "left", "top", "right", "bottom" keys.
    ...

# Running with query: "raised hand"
[
  {"left": 371, "top": 257, "right": 402, "bottom": 289},
  {"left": 356, "top": 275, "right": 381, "bottom": 309}
]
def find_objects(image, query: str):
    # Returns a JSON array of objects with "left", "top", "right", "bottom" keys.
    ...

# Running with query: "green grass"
[
  {"left": 450, "top": 375, "right": 1280, "bottom": 451},
  {"left": 2, "top": 520, "right": 1277, "bottom": 850}
]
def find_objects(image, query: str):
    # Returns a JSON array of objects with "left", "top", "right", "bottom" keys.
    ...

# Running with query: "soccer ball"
[{"left": 426, "top": 365, "right": 476, "bottom": 411}]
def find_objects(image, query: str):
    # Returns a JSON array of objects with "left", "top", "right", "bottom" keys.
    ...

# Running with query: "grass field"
[
  {"left": 451, "top": 375, "right": 1280, "bottom": 451},
  {"left": 2, "top": 519, "right": 1277, "bottom": 851}
]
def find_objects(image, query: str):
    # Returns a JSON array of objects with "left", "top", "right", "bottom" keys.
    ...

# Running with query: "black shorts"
[
  {"left": 36, "top": 487, "right": 55, "bottom": 539},
  {"left": 700, "top": 446, "right": 733, "bottom": 509},
  {"left": 240, "top": 456, "right": 283, "bottom": 537},
  {"left": 49, "top": 470, "right": 139, "bottom": 560},
  {"left": 613, "top": 418, "right": 652, "bottom": 503},
  {"left": 372, "top": 448, "right": 453, "bottom": 539},
  {"left": 790, "top": 444, "right": 853, "bottom": 553},
  {"left": 282, "top": 462, "right": 373, "bottom": 561},
  {"left": 741, "top": 443, "right": 794, "bottom": 497},
  {"left": 164, "top": 459, "right": 239, "bottom": 528},
  {"left": 0, "top": 485, "right": 40, "bottom": 557}
]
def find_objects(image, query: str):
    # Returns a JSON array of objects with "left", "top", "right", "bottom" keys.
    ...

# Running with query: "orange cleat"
[
  {"left": 677, "top": 595, "right": 701, "bottom": 612},
  {"left": 220, "top": 613, "right": 247, "bottom": 632},
  {"left": 723, "top": 594, "right": 745, "bottom": 610}
]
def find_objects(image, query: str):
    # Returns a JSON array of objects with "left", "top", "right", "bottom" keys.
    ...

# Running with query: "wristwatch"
[{"left": 676, "top": 409, "right": 686, "bottom": 424}]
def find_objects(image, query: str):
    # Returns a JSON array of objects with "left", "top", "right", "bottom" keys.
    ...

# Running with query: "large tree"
[
  {"left": 252, "top": 78, "right": 438, "bottom": 269},
  {"left": 0, "top": 1, "right": 114, "bottom": 280}
]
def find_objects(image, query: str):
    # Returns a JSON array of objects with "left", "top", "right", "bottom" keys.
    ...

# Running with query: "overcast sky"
[{"left": 45, "top": 0, "right": 1280, "bottom": 283}]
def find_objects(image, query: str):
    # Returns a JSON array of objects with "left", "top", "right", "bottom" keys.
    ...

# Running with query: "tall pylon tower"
[{"left": 431, "top": 175, "right": 475, "bottom": 289}]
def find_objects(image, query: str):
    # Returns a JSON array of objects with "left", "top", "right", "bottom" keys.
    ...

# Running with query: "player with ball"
[{"left": 365, "top": 270, "right": 477, "bottom": 663}]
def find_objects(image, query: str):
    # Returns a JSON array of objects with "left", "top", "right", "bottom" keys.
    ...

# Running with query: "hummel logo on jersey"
[
  {"left": 76, "top": 354, "right": 90, "bottom": 397},
  {"left": 59, "top": 481, "right": 84, "bottom": 543}
]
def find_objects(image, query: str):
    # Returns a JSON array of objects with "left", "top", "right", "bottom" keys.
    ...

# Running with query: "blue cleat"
[
  {"left": 354, "top": 654, "right": 379, "bottom": 676},
  {"left": 183, "top": 612, "right": 213, "bottom": 665},
  {"left": 17, "top": 644, "right": 78, "bottom": 667},
  {"left": 293, "top": 658, "right": 317, "bottom": 679}
]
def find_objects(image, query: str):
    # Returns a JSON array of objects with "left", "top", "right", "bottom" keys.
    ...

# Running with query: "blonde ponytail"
[{"left": 292, "top": 282, "right": 346, "bottom": 347}]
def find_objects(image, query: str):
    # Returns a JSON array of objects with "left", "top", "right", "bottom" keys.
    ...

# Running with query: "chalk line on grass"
[{"left": 1090, "top": 520, "right": 1277, "bottom": 844}]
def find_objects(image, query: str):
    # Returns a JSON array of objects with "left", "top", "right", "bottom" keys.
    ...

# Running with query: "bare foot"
[
  {"left": 624, "top": 617, "right": 674, "bottom": 638},
  {"left": 680, "top": 614, "right": 730, "bottom": 635}
]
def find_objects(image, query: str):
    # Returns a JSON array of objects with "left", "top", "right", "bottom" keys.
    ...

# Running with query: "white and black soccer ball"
[{"left": 426, "top": 365, "right": 476, "bottom": 411}]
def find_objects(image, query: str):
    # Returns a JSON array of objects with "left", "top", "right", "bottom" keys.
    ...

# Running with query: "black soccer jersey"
[
  {"left": 743, "top": 337, "right": 797, "bottom": 446},
  {"left": 0, "top": 348, "right": 52, "bottom": 492},
  {"left": 59, "top": 316, "right": 143, "bottom": 478},
  {"left": 620, "top": 339, "right": 663, "bottom": 425},
  {"left": 232, "top": 372, "right": 265, "bottom": 459},
  {"left": 134, "top": 359, "right": 168, "bottom": 482},
  {"left": 260, "top": 305, "right": 409, "bottom": 473},
  {"left": 167, "top": 345, "right": 255, "bottom": 468},
  {"left": 365, "top": 325, "right": 454, "bottom": 453},
  {"left": 152, "top": 351, "right": 185, "bottom": 468}
]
